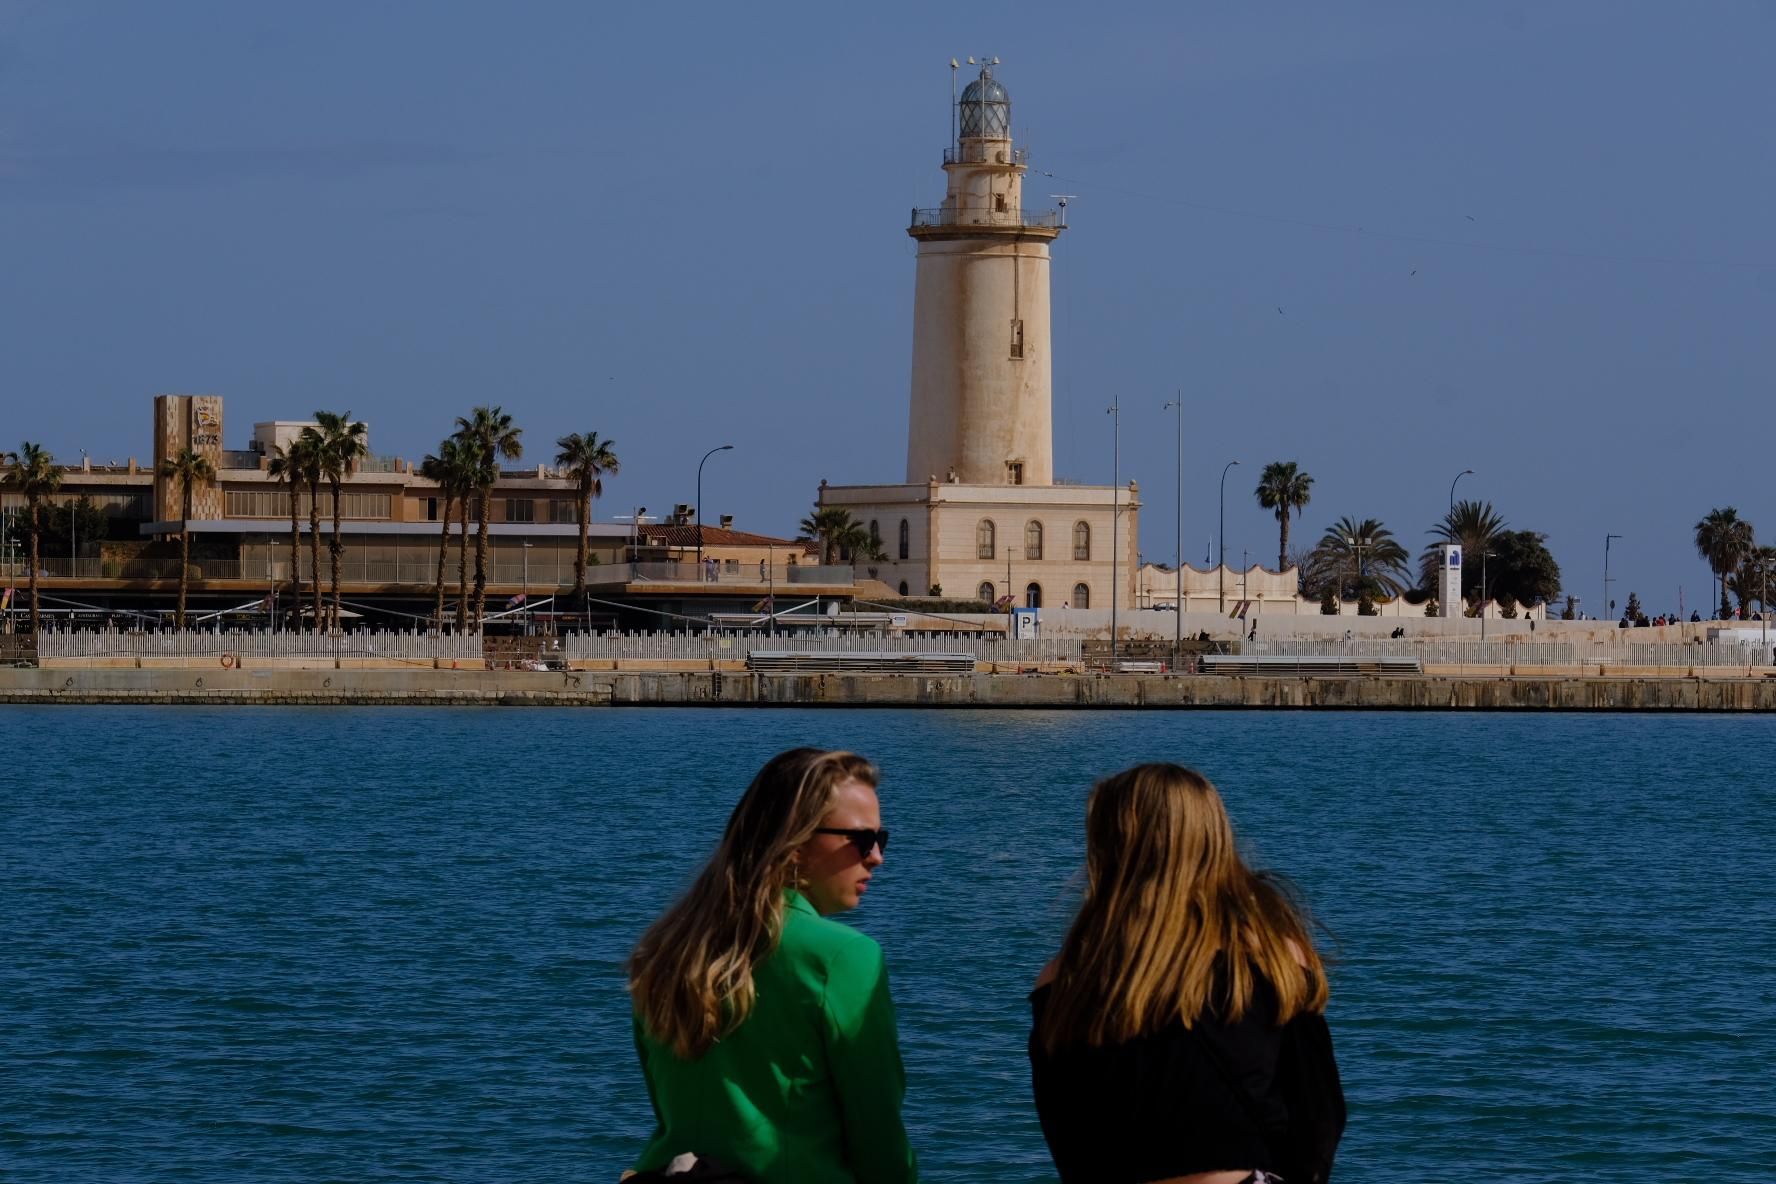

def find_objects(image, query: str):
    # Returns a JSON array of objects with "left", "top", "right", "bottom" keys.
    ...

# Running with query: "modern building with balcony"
[{"left": 2, "top": 395, "right": 851, "bottom": 630}]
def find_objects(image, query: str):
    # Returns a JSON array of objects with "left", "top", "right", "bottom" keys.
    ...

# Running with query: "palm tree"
[
  {"left": 454, "top": 406, "right": 523, "bottom": 627},
  {"left": 296, "top": 426, "right": 327, "bottom": 632},
  {"left": 267, "top": 438, "right": 315, "bottom": 630},
  {"left": 1254, "top": 461, "right": 1314, "bottom": 572},
  {"left": 3, "top": 442, "right": 63, "bottom": 635},
  {"left": 420, "top": 438, "right": 475, "bottom": 630},
  {"left": 1695, "top": 507, "right": 1755, "bottom": 620},
  {"left": 554, "top": 431, "right": 620, "bottom": 606},
  {"left": 157, "top": 446, "right": 216, "bottom": 629},
  {"left": 1420, "top": 499, "right": 1507, "bottom": 599},
  {"left": 1310, "top": 516, "right": 1412, "bottom": 604},
  {"left": 835, "top": 520, "right": 877, "bottom": 569},
  {"left": 798, "top": 506, "right": 855, "bottom": 566},
  {"left": 313, "top": 411, "right": 369, "bottom": 632},
  {"left": 1730, "top": 544, "right": 1776, "bottom": 618}
]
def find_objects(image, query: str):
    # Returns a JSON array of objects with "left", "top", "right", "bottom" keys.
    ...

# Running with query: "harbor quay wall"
[{"left": 2, "top": 668, "right": 1775, "bottom": 710}]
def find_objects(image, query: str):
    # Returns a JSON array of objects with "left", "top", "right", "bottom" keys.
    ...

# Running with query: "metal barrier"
[
  {"left": 746, "top": 651, "right": 977, "bottom": 675},
  {"left": 563, "top": 633, "right": 1081, "bottom": 663},
  {"left": 1244, "top": 638, "right": 1775, "bottom": 668},
  {"left": 37, "top": 628, "right": 484, "bottom": 661},
  {"left": 1205, "top": 654, "right": 1423, "bottom": 676}
]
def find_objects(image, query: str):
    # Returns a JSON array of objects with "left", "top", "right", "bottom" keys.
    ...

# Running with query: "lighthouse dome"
[{"left": 959, "top": 68, "right": 1011, "bottom": 139}]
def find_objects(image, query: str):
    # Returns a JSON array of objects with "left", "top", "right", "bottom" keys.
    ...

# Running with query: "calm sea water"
[{"left": 3, "top": 707, "right": 1773, "bottom": 1182}]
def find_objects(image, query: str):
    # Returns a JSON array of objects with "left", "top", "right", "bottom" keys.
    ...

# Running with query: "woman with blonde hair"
[
  {"left": 626, "top": 747, "right": 917, "bottom": 1184},
  {"left": 1029, "top": 763, "right": 1345, "bottom": 1184}
]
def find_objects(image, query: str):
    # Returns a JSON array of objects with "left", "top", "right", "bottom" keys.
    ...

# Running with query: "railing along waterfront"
[
  {"left": 909, "top": 207, "right": 1062, "bottom": 230},
  {"left": 563, "top": 633, "right": 1081, "bottom": 663},
  {"left": 1246, "top": 638, "right": 1776, "bottom": 668},
  {"left": 37, "top": 628, "right": 484, "bottom": 661},
  {"left": 30, "top": 628, "right": 1077, "bottom": 666}
]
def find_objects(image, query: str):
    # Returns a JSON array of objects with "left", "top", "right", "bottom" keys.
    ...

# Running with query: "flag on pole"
[{"left": 507, "top": 592, "right": 528, "bottom": 608}]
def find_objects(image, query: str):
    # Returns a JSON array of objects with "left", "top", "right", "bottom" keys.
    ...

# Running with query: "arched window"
[
  {"left": 898, "top": 518, "right": 909, "bottom": 560},
  {"left": 1024, "top": 520, "right": 1043, "bottom": 560},
  {"left": 1073, "top": 520, "right": 1091, "bottom": 561},
  {"left": 869, "top": 519, "right": 880, "bottom": 546},
  {"left": 1072, "top": 582, "right": 1090, "bottom": 609},
  {"left": 1025, "top": 582, "right": 1042, "bottom": 609},
  {"left": 976, "top": 519, "right": 996, "bottom": 560},
  {"left": 978, "top": 581, "right": 996, "bottom": 603},
  {"left": 898, "top": 580, "right": 909, "bottom": 596}
]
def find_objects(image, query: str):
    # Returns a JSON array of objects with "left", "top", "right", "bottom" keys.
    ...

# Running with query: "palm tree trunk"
[
  {"left": 456, "top": 495, "right": 470, "bottom": 632},
  {"left": 1278, "top": 511, "right": 1291, "bottom": 574},
  {"left": 328, "top": 476, "right": 344, "bottom": 633},
  {"left": 473, "top": 485, "right": 491, "bottom": 626},
  {"left": 307, "top": 479, "right": 324, "bottom": 633},
  {"left": 287, "top": 493, "right": 301, "bottom": 631},
  {"left": 177, "top": 526, "right": 190, "bottom": 628},
  {"left": 27, "top": 500, "right": 40, "bottom": 635},
  {"left": 177, "top": 481, "right": 193, "bottom": 630},
  {"left": 434, "top": 493, "right": 452, "bottom": 629},
  {"left": 574, "top": 481, "right": 588, "bottom": 604}
]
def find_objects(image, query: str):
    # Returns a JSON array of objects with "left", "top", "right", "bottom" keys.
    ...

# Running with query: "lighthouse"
[
  {"left": 905, "top": 61, "right": 1064, "bottom": 487},
  {"left": 816, "top": 61, "right": 1138, "bottom": 614}
]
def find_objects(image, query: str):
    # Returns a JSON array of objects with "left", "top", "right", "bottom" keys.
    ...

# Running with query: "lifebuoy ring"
[{"left": 220, "top": 652, "right": 236, "bottom": 669}]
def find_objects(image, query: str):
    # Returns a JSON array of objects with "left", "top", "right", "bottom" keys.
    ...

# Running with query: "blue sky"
[{"left": 3, "top": 2, "right": 1772, "bottom": 613}]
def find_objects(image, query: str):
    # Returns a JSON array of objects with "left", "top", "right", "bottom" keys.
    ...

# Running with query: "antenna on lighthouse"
[
  {"left": 950, "top": 57, "right": 960, "bottom": 151},
  {"left": 1049, "top": 194, "right": 1077, "bottom": 228}
]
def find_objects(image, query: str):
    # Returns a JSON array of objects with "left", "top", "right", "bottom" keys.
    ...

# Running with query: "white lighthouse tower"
[{"left": 905, "top": 60, "right": 1064, "bottom": 487}]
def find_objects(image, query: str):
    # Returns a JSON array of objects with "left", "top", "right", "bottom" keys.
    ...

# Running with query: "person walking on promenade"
[
  {"left": 1029, "top": 764, "right": 1345, "bottom": 1184},
  {"left": 626, "top": 748, "right": 917, "bottom": 1184}
]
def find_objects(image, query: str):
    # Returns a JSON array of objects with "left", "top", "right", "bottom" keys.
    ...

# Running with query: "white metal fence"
[
  {"left": 37, "top": 628, "right": 485, "bottom": 661},
  {"left": 563, "top": 633, "right": 1082, "bottom": 663},
  {"left": 1247, "top": 638, "right": 1776, "bottom": 667}
]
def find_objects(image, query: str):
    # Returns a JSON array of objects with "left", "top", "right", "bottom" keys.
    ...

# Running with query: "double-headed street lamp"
[
  {"left": 696, "top": 444, "right": 735, "bottom": 577},
  {"left": 1604, "top": 533, "right": 1623, "bottom": 622}
]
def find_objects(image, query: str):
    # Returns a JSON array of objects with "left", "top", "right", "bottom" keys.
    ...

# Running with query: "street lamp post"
[
  {"left": 522, "top": 541, "right": 533, "bottom": 634},
  {"left": 1345, "top": 536, "right": 1369, "bottom": 621},
  {"left": 1604, "top": 533, "right": 1622, "bottom": 623},
  {"left": 1005, "top": 546, "right": 1019, "bottom": 636},
  {"left": 620, "top": 507, "right": 650, "bottom": 568},
  {"left": 695, "top": 444, "right": 735, "bottom": 578},
  {"left": 1163, "top": 394, "right": 1184, "bottom": 663},
  {"left": 1481, "top": 549, "right": 1496, "bottom": 640},
  {"left": 1450, "top": 468, "right": 1474, "bottom": 516},
  {"left": 1108, "top": 397, "right": 1121, "bottom": 667},
  {"left": 1218, "top": 460, "right": 1241, "bottom": 614}
]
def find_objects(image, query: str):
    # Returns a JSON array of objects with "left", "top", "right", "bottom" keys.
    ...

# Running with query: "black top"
[{"left": 1028, "top": 967, "right": 1345, "bottom": 1184}]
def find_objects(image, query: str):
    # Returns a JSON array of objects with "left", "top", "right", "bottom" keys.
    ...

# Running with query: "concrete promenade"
[{"left": 3, "top": 666, "right": 1774, "bottom": 710}]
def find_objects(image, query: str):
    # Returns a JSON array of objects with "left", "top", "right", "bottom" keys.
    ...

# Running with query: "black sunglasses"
[{"left": 814, "top": 827, "right": 890, "bottom": 857}]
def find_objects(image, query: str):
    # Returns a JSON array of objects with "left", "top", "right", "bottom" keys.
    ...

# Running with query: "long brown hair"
[
  {"left": 627, "top": 747, "right": 879, "bottom": 1059},
  {"left": 1036, "top": 763, "right": 1327, "bottom": 1052}
]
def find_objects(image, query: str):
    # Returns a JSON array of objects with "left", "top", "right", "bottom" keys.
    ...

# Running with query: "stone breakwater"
[{"left": 3, "top": 668, "right": 1775, "bottom": 710}]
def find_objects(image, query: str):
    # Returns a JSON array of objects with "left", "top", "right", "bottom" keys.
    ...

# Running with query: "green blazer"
[{"left": 632, "top": 890, "right": 918, "bottom": 1184}]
